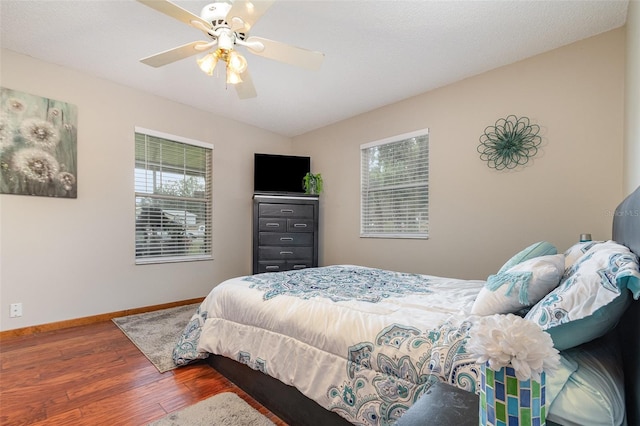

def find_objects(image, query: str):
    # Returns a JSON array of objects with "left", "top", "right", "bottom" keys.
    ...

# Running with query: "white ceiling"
[{"left": 0, "top": 0, "right": 629, "bottom": 137}]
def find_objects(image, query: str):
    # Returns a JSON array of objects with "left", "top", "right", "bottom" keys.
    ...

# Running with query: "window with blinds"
[
  {"left": 134, "top": 127, "right": 213, "bottom": 263},
  {"left": 360, "top": 129, "right": 429, "bottom": 239}
]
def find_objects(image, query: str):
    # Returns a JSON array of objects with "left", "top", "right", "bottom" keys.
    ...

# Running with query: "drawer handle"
[
  {"left": 266, "top": 223, "right": 280, "bottom": 227},
  {"left": 293, "top": 264, "right": 307, "bottom": 269},
  {"left": 293, "top": 223, "right": 307, "bottom": 228},
  {"left": 280, "top": 209, "right": 294, "bottom": 213},
  {"left": 280, "top": 251, "right": 294, "bottom": 255},
  {"left": 266, "top": 266, "right": 280, "bottom": 271},
  {"left": 280, "top": 237, "right": 294, "bottom": 241}
]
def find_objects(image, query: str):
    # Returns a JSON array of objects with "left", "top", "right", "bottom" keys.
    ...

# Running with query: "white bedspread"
[{"left": 174, "top": 265, "right": 485, "bottom": 425}]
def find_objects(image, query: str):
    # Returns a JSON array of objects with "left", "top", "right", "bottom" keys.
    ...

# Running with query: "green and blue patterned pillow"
[
  {"left": 525, "top": 240, "right": 640, "bottom": 350},
  {"left": 563, "top": 240, "right": 604, "bottom": 269}
]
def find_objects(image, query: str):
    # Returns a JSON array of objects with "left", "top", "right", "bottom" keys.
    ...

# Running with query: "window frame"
[
  {"left": 360, "top": 128, "right": 429, "bottom": 239},
  {"left": 134, "top": 127, "right": 213, "bottom": 264}
]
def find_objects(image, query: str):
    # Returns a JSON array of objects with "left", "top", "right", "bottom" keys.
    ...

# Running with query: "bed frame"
[
  {"left": 613, "top": 185, "right": 640, "bottom": 425},
  {"left": 208, "top": 186, "right": 640, "bottom": 425}
]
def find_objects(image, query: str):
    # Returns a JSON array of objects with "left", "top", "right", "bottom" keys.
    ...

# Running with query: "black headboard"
[{"left": 612, "top": 186, "right": 640, "bottom": 425}]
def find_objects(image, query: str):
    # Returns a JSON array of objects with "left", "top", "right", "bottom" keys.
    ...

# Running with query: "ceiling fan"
[{"left": 137, "top": 0, "right": 325, "bottom": 99}]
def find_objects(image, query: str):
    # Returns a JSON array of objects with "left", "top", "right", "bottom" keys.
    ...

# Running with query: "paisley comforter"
[{"left": 173, "top": 265, "right": 486, "bottom": 425}]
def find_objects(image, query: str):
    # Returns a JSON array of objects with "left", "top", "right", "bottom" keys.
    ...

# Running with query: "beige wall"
[
  {"left": 626, "top": 0, "right": 640, "bottom": 194},
  {"left": 293, "top": 29, "right": 626, "bottom": 280},
  {"left": 0, "top": 49, "right": 292, "bottom": 331}
]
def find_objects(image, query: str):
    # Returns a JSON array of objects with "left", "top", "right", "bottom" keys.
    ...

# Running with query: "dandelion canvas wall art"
[{"left": 0, "top": 88, "right": 78, "bottom": 198}]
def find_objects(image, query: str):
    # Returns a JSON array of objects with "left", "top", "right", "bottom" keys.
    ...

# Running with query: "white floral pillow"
[
  {"left": 471, "top": 254, "right": 564, "bottom": 316},
  {"left": 563, "top": 240, "right": 604, "bottom": 270},
  {"left": 525, "top": 241, "right": 640, "bottom": 350}
]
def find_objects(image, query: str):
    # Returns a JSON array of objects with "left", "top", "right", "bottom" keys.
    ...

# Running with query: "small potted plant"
[{"left": 303, "top": 172, "right": 323, "bottom": 195}]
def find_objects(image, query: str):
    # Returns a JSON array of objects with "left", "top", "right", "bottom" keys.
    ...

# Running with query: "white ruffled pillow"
[{"left": 472, "top": 254, "right": 564, "bottom": 316}]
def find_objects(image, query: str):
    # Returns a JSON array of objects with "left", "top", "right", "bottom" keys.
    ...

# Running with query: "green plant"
[{"left": 303, "top": 172, "right": 323, "bottom": 195}]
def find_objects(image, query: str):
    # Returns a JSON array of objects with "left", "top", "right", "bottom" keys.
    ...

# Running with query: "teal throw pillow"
[{"left": 498, "top": 241, "right": 558, "bottom": 273}]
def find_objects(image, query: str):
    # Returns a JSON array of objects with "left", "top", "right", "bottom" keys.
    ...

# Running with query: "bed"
[{"left": 174, "top": 187, "right": 640, "bottom": 426}]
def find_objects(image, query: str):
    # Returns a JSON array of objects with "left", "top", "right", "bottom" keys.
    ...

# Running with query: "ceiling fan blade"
[
  {"left": 243, "top": 36, "right": 324, "bottom": 70},
  {"left": 235, "top": 70, "right": 257, "bottom": 99},
  {"left": 137, "top": 0, "right": 212, "bottom": 32},
  {"left": 140, "top": 41, "right": 216, "bottom": 67},
  {"left": 227, "top": 0, "right": 275, "bottom": 33}
]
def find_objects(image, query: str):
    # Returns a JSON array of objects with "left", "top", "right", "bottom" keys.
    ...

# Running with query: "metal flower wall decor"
[
  {"left": 0, "top": 87, "right": 78, "bottom": 198},
  {"left": 477, "top": 115, "right": 541, "bottom": 170}
]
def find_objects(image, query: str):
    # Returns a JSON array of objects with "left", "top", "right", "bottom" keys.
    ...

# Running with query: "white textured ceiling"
[{"left": 0, "top": 0, "right": 629, "bottom": 137}]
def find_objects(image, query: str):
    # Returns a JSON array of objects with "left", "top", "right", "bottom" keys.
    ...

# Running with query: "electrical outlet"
[{"left": 10, "top": 303, "right": 22, "bottom": 318}]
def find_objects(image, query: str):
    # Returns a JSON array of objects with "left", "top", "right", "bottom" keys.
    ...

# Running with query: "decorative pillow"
[
  {"left": 497, "top": 241, "right": 557, "bottom": 274},
  {"left": 626, "top": 273, "right": 640, "bottom": 299},
  {"left": 563, "top": 240, "right": 604, "bottom": 270},
  {"left": 540, "top": 293, "right": 631, "bottom": 351},
  {"left": 471, "top": 254, "right": 564, "bottom": 316},
  {"left": 525, "top": 240, "right": 640, "bottom": 350}
]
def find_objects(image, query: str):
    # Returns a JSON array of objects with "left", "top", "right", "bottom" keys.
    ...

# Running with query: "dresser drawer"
[
  {"left": 259, "top": 232, "right": 314, "bottom": 246},
  {"left": 259, "top": 203, "right": 314, "bottom": 218},
  {"left": 258, "top": 261, "right": 285, "bottom": 273},
  {"left": 257, "top": 261, "right": 312, "bottom": 273},
  {"left": 258, "top": 218, "right": 287, "bottom": 232},
  {"left": 287, "top": 219, "right": 314, "bottom": 232},
  {"left": 258, "top": 246, "right": 313, "bottom": 260},
  {"left": 260, "top": 218, "right": 313, "bottom": 232}
]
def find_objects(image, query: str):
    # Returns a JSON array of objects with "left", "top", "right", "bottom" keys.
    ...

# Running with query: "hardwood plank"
[
  {"left": 1, "top": 343, "right": 64, "bottom": 371},
  {"left": 64, "top": 362, "right": 159, "bottom": 401},
  {"left": 30, "top": 408, "right": 83, "bottom": 426},
  {"left": 0, "top": 320, "right": 287, "bottom": 426},
  {"left": 76, "top": 376, "right": 190, "bottom": 425}
]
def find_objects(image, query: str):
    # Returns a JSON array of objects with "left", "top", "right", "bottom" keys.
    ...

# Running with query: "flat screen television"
[{"left": 254, "top": 153, "right": 311, "bottom": 194}]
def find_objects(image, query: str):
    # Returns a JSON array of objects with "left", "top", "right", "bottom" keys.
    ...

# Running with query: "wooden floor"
[{"left": 0, "top": 320, "right": 287, "bottom": 426}]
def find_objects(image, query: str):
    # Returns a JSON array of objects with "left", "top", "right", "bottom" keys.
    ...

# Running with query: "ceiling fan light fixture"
[
  {"left": 226, "top": 68, "right": 243, "bottom": 85},
  {"left": 227, "top": 50, "right": 248, "bottom": 74},
  {"left": 197, "top": 52, "right": 219, "bottom": 75}
]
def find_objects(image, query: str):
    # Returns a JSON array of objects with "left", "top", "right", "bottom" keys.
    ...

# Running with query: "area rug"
[
  {"left": 147, "top": 392, "right": 274, "bottom": 426},
  {"left": 112, "top": 303, "right": 200, "bottom": 373}
]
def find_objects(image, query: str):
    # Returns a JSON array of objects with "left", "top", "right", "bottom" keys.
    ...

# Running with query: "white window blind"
[
  {"left": 134, "top": 127, "right": 213, "bottom": 264},
  {"left": 360, "top": 129, "right": 429, "bottom": 238}
]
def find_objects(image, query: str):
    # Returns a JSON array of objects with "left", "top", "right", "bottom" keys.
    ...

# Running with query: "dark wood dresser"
[{"left": 252, "top": 194, "right": 319, "bottom": 274}]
